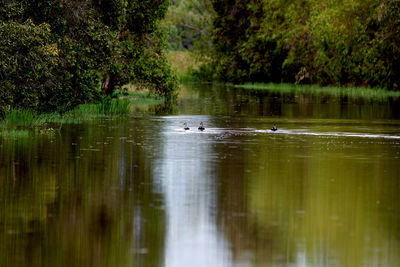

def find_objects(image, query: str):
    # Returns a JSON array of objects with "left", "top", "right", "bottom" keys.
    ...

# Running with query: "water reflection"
[
  {"left": 180, "top": 84, "right": 400, "bottom": 120},
  {"left": 242, "top": 131, "right": 400, "bottom": 266},
  {"left": 154, "top": 117, "right": 232, "bottom": 266},
  {"left": 1, "top": 84, "right": 400, "bottom": 267},
  {"left": 0, "top": 122, "right": 167, "bottom": 267}
]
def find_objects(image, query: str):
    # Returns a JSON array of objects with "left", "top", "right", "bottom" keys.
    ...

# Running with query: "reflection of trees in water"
[
  {"left": 215, "top": 135, "right": 296, "bottom": 265},
  {"left": 215, "top": 132, "right": 400, "bottom": 266},
  {"left": 154, "top": 96, "right": 179, "bottom": 115},
  {"left": 177, "top": 83, "right": 400, "bottom": 120},
  {"left": 233, "top": 86, "right": 400, "bottom": 120},
  {"left": 0, "top": 121, "right": 166, "bottom": 267}
]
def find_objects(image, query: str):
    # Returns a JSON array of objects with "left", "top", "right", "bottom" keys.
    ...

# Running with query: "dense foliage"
[
  {"left": 0, "top": 0, "right": 177, "bottom": 113},
  {"left": 164, "top": 0, "right": 214, "bottom": 52},
  {"left": 210, "top": 0, "right": 400, "bottom": 89}
]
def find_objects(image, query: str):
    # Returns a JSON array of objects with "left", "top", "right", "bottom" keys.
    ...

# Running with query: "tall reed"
[
  {"left": 0, "top": 98, "right": 132, "bottom": 131},
  {"left": 96, "top": 98, "right": 131, "bottom": 116},
  {"left": 2, "top": 109, "right": 40, "bottom": 128},
  {"left": 235, "top": 83, "right": 400, "bottom": 100}
]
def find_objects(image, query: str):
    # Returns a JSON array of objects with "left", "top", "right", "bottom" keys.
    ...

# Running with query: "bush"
[{"left": 0, "top": 0, "right": 177, "bottom": 114}]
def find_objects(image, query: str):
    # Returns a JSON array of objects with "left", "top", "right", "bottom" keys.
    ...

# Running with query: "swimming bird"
[
  {"left": 184, "top": 122, "right": 190, "bottom": 130},
  {"left": 198, "top": 122, "right": 205, "bottom": 131},
  {"left": 271, "top": 124, "right": 278, "bottom": 131}
]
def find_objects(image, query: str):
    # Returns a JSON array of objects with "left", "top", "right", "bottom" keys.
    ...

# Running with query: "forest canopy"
[
  {"left": 209, "top": 0, "right": 400, "bottom": 89},
  {"left": 0, "top": 0, "right": 177, "bottom": 112},
  {"left": 165, "top": 0, "right": 399, "bottom": 90}
]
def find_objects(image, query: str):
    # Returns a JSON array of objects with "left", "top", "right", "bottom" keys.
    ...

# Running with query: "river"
[{"left": 1, "top": 84, "right": 400, "bottom": 267}]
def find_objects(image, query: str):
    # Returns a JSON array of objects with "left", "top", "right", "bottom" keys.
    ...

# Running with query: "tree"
[
  {"left": 364, "top": 0, "right": 400, "bottom": 89},
  {"left": 0, "top": 20, "right": 59, "bottom": 110},
  {"left": 209, "top": 0, "right": 400, "bottom": 89},
  {"left": 0, "top": 0, "right": 177, "bottom": 113},
  {"left": 164, "top": 0, "right": 214, "bottom": 52}
]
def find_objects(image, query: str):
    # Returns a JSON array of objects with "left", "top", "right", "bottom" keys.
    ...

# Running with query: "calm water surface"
[{"left": 1, "top": 84, "right": 400, "bottom": 267}]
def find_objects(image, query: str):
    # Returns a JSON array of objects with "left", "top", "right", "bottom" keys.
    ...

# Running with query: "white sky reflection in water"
[{"left": 154, "top": 117, "right": 233, "bottom": 267}]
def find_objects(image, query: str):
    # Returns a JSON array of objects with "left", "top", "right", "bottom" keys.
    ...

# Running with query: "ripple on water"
[{"left": 168, "top": 127, "right": 400, "bottom": 141}]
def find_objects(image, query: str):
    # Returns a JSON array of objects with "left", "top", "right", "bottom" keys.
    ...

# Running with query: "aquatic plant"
[
  {"left": 235, "top": 83, "right": 400, "bottom": 101},
  {"left": 0, "top": 98, "right": 132, "bottom": 131},
  {"left": 2, "top": 109, "right": 40, "bottom": 128},
  {"left": 96, "top": 98, "right": 131, "bottom": 116},
  {"left": 39, "top": 128, "right": 56, "bottom": 135}
]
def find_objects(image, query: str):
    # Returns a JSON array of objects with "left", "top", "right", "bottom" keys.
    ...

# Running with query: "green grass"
[
  {"left": 96, "top": 97, "right": 131, "bottom": 115},
  {"left": 47, "top": 98, "right": 132, "bottom": 123},
  {"left": 167, "top": 50, "right": 211, "bottom": 82},
  {"left": 234, "top": 82, "right": 400, "bottom": 100},
  {"left": 0, "top": 90, "right": 166, "bottom": 135},
  {"left": 0, "top": 87, "right": 169, "bottom": 139},
  {"left": 123, "top": 91, "right": 165, "bottom": 105},
  {"left": 0, "top": 98, "right": 133, "bottom": 132},
  {"left": 118, "top": 85, "right": 166, "bottom": 104},
  {"left": 167, "top": 50, "right": 196, "bottom": 80},
  {"left": 2, "top": 109, "right": 41, "bottom": 128}
]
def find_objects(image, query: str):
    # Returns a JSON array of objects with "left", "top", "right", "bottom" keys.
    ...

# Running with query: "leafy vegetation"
[
  {"left": 0, "top": 0, "right": 177, "bottom": 114},
  {"left": 164, "top": 0, "right": 214, "bottom": 53},
  {"left": 163, "top": 0, "right": 216, "bottom": 82},
  {"left": 210, "top": 0, "right": 400, "bottom": 90},
  {"left": 167, "top": 0, "right": 400, "bottom": 89}
]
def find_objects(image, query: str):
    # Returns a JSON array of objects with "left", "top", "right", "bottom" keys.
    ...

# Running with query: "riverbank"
[
  {"left": 234, "top": 83, "right": 400, "bottom": 101},
  {"left": 0, "top": 90, "right": 164, "bottom": 137}
]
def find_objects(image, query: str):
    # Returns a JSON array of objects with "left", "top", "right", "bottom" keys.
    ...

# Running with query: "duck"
[
  {"left": 184, "top": 122, "right": 190, "bottom": 130},
  {"left": 198, "top": 122, "right": 205, "bottom": 131},
  {"left": 271, "top": 124, "right": 278, "bottom": 132}
]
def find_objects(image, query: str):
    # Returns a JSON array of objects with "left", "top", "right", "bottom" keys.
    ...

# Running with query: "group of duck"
[
  {"left": 183, "top": 122, "right": 278, "bottom": 132},
  {"left": 184, "top": 122, "right": 205, "bottom": 131}
]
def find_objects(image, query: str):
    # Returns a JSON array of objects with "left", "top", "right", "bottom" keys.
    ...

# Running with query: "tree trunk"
[{"left": 102, "top": 73, "right": 116, "bottom": 95}]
